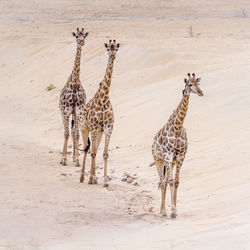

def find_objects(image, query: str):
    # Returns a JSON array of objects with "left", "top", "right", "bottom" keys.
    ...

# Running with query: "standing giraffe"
[
  {"left": 59, "top": 27, "right": 89, "bottom": 167},
  {"left": 79, "top": 40, "right": 120, "bottom": 187},
  {"left": 151, "top": 73, "right": 203, "bottom": 218}
]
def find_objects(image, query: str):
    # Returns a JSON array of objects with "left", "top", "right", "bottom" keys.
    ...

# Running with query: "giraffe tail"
[
  {"left": 78, "top": 137, "right": 90, "bottom": 152},
  {"left": 149, "top": 161, "right": 156, "bottom": 167},
  {"left": 71, "top": 116, "right": 90, "bottom": 153},
  {"left": 71, "top": 118, "right": 75, "bottom": 131},
  {"left": 83, "top": 137, "right": 90, "bottom": 152}
]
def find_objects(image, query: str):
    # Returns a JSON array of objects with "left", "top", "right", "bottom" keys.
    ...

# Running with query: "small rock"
[
  {"left": 111, "top": 169, "right": 115, "bottom": 174},
  {"left": 126, "top": 176, "right": 135, "bottom": 184},
  {"left": 149, "top": 207, "right": 154, "bottom": 213},
  {"left": 78, "top": 205, "right": 85, "bottom": 208},
  {"left": 115, "top": 146, "right": 120, "bottom": 149},
  {"left": 121, "top": 177, "right": 127, "bottom": 182},
  {"left": 48, "top": 150, "right": 54, "bottom": 154},
  {"left": 61, "top": 173, "right": 67, "bottom": 176},
  {"left": 107, "top": 176, "right": 112, "bottom": 181},
  {"left": 133, "top": 182, "right": 139, "bottom": 186}
]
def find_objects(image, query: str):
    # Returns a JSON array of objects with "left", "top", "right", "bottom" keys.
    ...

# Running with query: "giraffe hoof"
[
  {"left": 75, "top": 162, "right": 80, "bottom": 168},
  {"left": 80, "top": 175, "right": 84, "bottom": 183},
  {"left": 103, "top": 183, "right": 109, "bottom": 188},
  {"left": 60, "top": 160, "right": 67, "bottom": 166},
  {"left": 170, "top": 214, "right": 177, "bottom": 219},
  {"left": 161, "top": 209, "right": 167, "bottom": 217},
  {"left": 88, "top": 177, "right": 97, "bottom": 185}
]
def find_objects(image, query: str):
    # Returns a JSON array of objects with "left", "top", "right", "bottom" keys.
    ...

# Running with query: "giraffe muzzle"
[{"left": 198, "top": 90, "right": 204, "bottom": 96}]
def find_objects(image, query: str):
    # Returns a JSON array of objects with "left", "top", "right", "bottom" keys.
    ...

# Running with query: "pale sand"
[{"left": 0, "top": 1, "right": 250, "bottom": 249}]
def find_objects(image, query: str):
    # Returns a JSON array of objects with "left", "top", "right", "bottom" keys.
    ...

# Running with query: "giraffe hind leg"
[
  {"left": 88, "top": 131, "right": 98, "bottom": 185},
  {"left": 61, "top": 114, "right": 70, "bottom": 166},
  {"left": 71, "top": 117, "right": 76, "bottom": 163},
  {"left": 80, "top": 125, "right": 90, "bottom": 183}
]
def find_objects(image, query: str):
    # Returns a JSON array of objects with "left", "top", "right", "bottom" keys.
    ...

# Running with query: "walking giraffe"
[
  {"left": 79, "top": 40, "right": 120, "bottom": 187},
  {"left": 59, "top": 27, "right": 89, "bottom": 167},
  {"left": 151, "top": 73, "right": 203, "bottom": 218}
]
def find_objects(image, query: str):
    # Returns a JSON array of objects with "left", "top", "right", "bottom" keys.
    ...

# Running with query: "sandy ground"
[{"left": 0, "top": 0, "right": 250, "bottom": 249}]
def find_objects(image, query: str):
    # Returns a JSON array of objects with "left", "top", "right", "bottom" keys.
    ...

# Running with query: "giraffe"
[
  {"left": 59, "top": 27, "right": 89, "bottom": 167},
  {"left": 151, "top": 73, "right": 203, "bottom": 218},
  {"left": 79, "top": 40, "right": 120, "bottom": 187}
]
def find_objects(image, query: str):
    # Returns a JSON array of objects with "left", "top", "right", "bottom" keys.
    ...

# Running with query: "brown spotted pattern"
[
  {"left": 79, "top": 40, "right": 120, "bottom": 187},
  {"left": 151, "top": 73, "right": 203, "bottom": 218},
  {"left": 59, "top": 27, "right": 89, "bottom": 167}
]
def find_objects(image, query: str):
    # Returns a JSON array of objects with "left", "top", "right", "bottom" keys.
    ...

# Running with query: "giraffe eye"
[
  {"left": 76, "top": 36, "right": 78, "bottom": 38},
  {"left": 107, "top": 49, "right": 110, "bottom": 51}
]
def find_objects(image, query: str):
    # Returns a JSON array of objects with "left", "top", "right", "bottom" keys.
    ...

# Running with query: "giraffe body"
[
  {"left": 152, "top": 73, "right": 203, "bottom": 218},
  {"left": 79, "top": 40, "right": 120, "bottom": 187},
  {"left": 59, "top": 27, "right": 89, "bottom": 167}
]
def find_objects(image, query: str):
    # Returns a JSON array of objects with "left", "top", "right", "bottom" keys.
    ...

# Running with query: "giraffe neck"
[
  {"left": 97, "top": 57, "right": 114, "bottom": 103},
  {"left": 70, "top": 45, "right": 82, "bottom": 83},
  {"left": 170, "top": 90, "right": 190, "bottom": 131}
]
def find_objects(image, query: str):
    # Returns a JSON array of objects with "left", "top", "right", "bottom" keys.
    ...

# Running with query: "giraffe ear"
[
  {"left": 184, "top": 78, "right": 189, "bottom": 84},
  {"left": 196, "top": 77, "right": 201, "bottom": 83},
  {"left": 72, "top": 32, "right": 76, "bottom": 37},
  {"left": 104, "top": 43, "right": 108, "bottom": 48},
  {"left": 84, "top": 32, "right": 89, "bottom": 38}
]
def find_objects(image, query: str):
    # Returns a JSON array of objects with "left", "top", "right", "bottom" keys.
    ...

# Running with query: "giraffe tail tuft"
[
  {"left": 78, "top": 137, "right": 91, "bottom": 152},
  {"left": 149, "top": 161, "right": 156, "bottom": 167},
  {"left": 71, "top": 119, "right": 75, "bottom": 131},
  {"left": 83, "top": 137, "right": 91, "bottom": 152}
]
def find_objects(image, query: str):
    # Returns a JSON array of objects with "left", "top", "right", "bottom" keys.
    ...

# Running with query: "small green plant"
[{"left": 46, "top": 84, "right": 55, "bottom": 91}]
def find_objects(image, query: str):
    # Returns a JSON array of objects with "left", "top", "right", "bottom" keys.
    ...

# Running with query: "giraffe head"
[
  {"left": 104, "top": 40, "right": 120, "bottom": 60},
  {"left": 184, "top": 73, "right": 203, "bottom": 96},
  {"left": 72, "top": 27, "right": 89, "bottom": 47}
]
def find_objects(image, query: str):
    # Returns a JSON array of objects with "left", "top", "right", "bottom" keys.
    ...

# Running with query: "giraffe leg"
[
  {"left": 169, "top": 166, "right": 176, "bottom": 219},
  {"left": 71, "top": 114, "right": 76, "bottom": 163},
  {"left": 153, "top": 154, "right": 168, "bottom": 216},
  {"left": 161, "top": 152, "right": 173, "bottom": 217},
  {"left": 61, "top": 115, "right": 70, "bottom": 166},
  {"left": 80, "top": 125, "right": 90, "bottom": 183},
  {"left": 160, "top": 166, "right": 170, "bottom": 217},
  {"left": 172, "top": 155, "right": 184, "bottom": 218},
  {"left": 103, "top": 132, "right": 111, "bottom": 188},
  {"left": 95, "top": 131, "right": 103, "bottom": 151},
  {"left": 73, "top": 115, "right": 81, "bottom": 168},
  {"left": 89, "top": 131, "right": 97, "bottom": 184}
]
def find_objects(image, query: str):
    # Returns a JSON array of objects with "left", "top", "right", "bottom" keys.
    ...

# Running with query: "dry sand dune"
[{"left": 0, "top": 1, "right": 250, "bottom": 249}]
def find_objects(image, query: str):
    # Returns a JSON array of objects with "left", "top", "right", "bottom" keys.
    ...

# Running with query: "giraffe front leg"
[
  {"left": 172, "top": 155, "right": 184, "bottom": 218},
  {"left": 103, "top": 132, "right": 111, "bottom": 188},
  {"left": 169, "top": 168, "right": 177, "bottom": 219},
  {"left": 61, "top": 115, "right": 70, "bottom": 166},
  {"left": 89, "top": 132, "right": 97, "bottom": 185}
]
